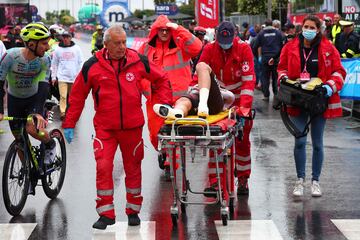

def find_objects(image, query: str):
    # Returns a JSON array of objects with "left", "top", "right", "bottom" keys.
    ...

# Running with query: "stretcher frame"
[{"left": 157, "top": 108, "right": 242, "bottom": 226}]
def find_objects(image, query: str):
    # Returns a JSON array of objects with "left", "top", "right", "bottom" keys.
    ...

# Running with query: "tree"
[
  {"left": 225, "top": 0, "right": 239, "bottom": 15},
  {"left": 239, "top": 0, "right": 266, "bottom": 15},
  {"left": 178, "top": 0, "right": 195, "bottom": 17},
  {"left": 133, "top": 9, "right": 155, "bottom": 19},
  {"left": 154, "top": 0, "right": 175, "bottom": 4}
]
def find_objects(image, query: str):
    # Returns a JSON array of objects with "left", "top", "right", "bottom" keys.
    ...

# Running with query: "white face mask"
[{"left": 219, "top": 43, "right": 233, "bottom": 50}]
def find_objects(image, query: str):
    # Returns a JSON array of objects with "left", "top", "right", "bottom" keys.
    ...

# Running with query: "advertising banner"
[
  {"left": 340, "top": 58, "right": 360, "bottom": 100},
  {"left": 155, "top": 4, "right": 178, "bottom": 16},
  {"left": 101, "top": 0, "right": 131, "bottom": 27},
  {"left": 196, "top": 0, "right": 219, "bottom": 28},
  {"left": 342, "top": 0, "right": 360, "bottom": 30}
]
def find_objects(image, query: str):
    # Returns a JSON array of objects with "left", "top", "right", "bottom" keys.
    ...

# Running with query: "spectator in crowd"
[
  {"left": 188, "top": 19, "right": 197, "bottom": 34},
  {"left": 62, "top": 24, "right": 172, "bottom": 229},
  {"left": 0, "top": 40, "right": 6, "bottom": 58},
  {"left": 323, "top": 16, "right": 333, "bottom": 40},
  {"left": 138, "top": 15, "right": 202, "bottom": 177},
  {"left": 13, "top": 26, "right": 24, "bottom": 47},
  {"left": 191, "top": 26, "right": 208, "bottom": 75},
  {"left": 241, "top": 22, "right": 250, "bottom": 41},
  {"left": 91, "top": 25, "right": 104, "bottom": 54},
  {"left": 249, "top": 25, "right": 262, "bottom": 89},
  {"left": 278, "top": 15, "right": 346, "bottom": 197},
  {"left": 284, "top": 22, "right": 296, "bottom": 43},
  {"left": 3, "top": 25, "right": 16, "bottom": 49},
  {"left": 335, "top": 20, "right": 360, "bottom": 58},
  {"left": 255, "top": 19, "right": 283, "bottom": 101},
  {"left": 272, "top": 19, "right": 281, "bottom": 30},
  {"left": 331, "top": 14, "right": 342, "bottom": 44},
  {"left": 51, "top": 31, "right": 83, "bottom": 120}
]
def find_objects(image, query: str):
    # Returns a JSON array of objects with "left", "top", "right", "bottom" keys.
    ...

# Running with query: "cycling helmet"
[
  {"left": 96, "top": 25, "right": 104, "bottom": 30},
  {"left": 55, "top": 27, "right": 65, "bottom": 35},
  {"left": 20, "top": 22, "right": 50, "bottom": 42}
]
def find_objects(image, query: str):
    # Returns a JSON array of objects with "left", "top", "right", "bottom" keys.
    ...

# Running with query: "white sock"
[{"left": 198, "top": 88, "right": 209, "bottom": 108}]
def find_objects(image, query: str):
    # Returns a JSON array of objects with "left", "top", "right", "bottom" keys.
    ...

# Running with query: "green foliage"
[
  {"left": 44, "top": 10, "right": 75, "bottom": 26},
  {"left": 133, "top": 9, "right": 155, "bottom": 19},
  {"left": 178, "top": 0, "right": 195, "bottom": 17},
  {"left": 154, "top": 0, "right": 176, "bottom": 4},
  {"left": 225, "top": 0, "right": 239, "bottom": 15},
  {"left": 239, "top": 0, "right": 266, "bottom": 15}
]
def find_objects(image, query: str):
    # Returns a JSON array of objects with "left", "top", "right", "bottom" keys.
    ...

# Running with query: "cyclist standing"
[{"left": 0, "top": 23, "right": 56, "bottom": 175}]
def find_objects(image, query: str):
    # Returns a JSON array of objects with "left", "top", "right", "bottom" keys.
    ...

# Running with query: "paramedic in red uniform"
[
  {"left": 138, "top": 15, "right": 202, "bottom": 172},
  {"left": 198, "top": 21, "right": 256, "bottom": 196},
  {"left": 62, "top": 25, "right": 172, "bottom": 229}
]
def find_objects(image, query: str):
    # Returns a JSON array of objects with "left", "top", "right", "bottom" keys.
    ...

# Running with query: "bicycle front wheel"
[
  {"left": 42, "top": 128, "right": 67, "bottom": 199},
  {"left": 2, "top": 140, "right": 30, "bottom": 216}
]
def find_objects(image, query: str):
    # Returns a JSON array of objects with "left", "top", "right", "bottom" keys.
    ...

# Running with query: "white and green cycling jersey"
[{"left": 0, "top": 47, "right": 51, "bottom": 98}]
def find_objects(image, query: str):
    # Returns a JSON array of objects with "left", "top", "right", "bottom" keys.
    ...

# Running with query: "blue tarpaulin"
[{"left": 340, "top": 58, "right": 360, "bottom": 100}]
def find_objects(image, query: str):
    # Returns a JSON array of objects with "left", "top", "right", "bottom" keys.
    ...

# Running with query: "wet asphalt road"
[{"left": 0, "top": 37, "right": 360, "bottom": 240}]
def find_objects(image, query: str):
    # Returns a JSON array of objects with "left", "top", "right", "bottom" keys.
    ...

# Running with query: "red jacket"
[
  {"left": 278, "top": 36, "right": 346, "bottom": 118},
  {"left": 138, "top": 15, "right": 202, "bottom": 102},
  {"left": 62, "top": 48, "right": 172, "bottom": 130},
  {"left": 198, "top": 39, "right": 255, "bottom": 110}
]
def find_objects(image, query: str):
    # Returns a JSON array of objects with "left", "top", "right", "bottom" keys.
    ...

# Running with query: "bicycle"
[{"left": 2, "top": 101, "right": 67, "bottom": 216}]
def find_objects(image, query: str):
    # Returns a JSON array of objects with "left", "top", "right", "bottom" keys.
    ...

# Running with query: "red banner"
[
  {"left": 290, "top": 12, "right": 335, "bottom": 25},
  {"left": 196, "top": 0, "right": 219, "bottom": 28}
]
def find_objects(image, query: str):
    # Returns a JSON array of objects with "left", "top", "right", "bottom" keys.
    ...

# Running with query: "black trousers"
[{"left": 261, "top": 62, "right": 278, "bottom": 98}]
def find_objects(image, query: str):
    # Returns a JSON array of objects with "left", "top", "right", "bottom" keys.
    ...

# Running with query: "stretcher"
[{"left": 157, "top": 108, "right": 243, "bottom": 226}]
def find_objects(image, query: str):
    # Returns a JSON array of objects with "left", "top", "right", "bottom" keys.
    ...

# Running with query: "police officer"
[{"left": 335, "top": 20, "right": 360, "bottom": 58}]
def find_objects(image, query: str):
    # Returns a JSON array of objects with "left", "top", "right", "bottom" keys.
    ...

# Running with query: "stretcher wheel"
[
  {"left": 171, "top": 213, "right": 178, "bottom": 226},
  {"left": 229, "top": 197, "right": 234, "bottom": 213},
  {"left": 181, "top": 202, "right": 186, "bottom": 214},
  {"left": 180, "top": 196, "right": 187, "bottom": 214},
  {"left": 221, "top": 214, "right": 228, "bottom": 226}
]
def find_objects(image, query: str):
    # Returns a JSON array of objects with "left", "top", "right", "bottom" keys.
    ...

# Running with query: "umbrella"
[
  {"left": 121, "top": 15, "right": 143, "bottom": 23},
  {"left": 131, "top": 20, "right": 144, "bottom": 27},
  {"left": 144, "top": 13, "right": 194, "bottom": 22}
]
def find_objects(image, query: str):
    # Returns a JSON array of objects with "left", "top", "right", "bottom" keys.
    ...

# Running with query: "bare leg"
[
  {"left": 196, "top": 62, "right": 213, "bottom": 117},
  {"left": 173, "top": 97, "right": 192, "bottom": 117}
]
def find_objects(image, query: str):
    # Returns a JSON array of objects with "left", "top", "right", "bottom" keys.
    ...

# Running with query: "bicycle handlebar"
[{"left": 2, "top": 115, "right": 45, "bottom": 137}]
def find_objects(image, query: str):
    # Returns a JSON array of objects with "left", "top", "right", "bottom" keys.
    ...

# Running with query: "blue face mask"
[
  {"left": 219, "top": 43, "right": 233, "bottom": 50},
  {"left": 302, "top": 29, "right": 317, "bottom": 41}
]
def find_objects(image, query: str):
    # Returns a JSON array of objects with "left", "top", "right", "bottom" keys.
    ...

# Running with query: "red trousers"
[
  {"left": 208, "top": 119, "right": 253, "bottom": 185},
  {"left": 146, "top": 100, "right": 165, "bottom": 149},
  {"left": 93, "top": 127, "right": 144, "bottom": 219}
]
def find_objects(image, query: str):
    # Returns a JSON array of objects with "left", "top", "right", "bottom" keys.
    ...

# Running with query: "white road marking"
[
  {"left": 0, "top": 223, "right": 37, "bottom": 240},
  {"left": 215, "top": 220, "right": 283, "bottom": 240},
  {"left": 92, "top": 221, "right": 155, "bottom": 240},
  {"left": 331, "top": 219, "right": 360, "bottom": 240}
]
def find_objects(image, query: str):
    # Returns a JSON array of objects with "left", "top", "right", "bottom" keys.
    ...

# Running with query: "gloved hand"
[
  {"left": 323, "top": 84, "right": 333, "bottom": 97},
  {"left": 64, "top": 128, "right": 74, "bottom": 143},
  {"left": 166, "top": 22, "right": 178, "bottom": 30},
  {"left": 258, "top": 56, "right": 262, "bottom": 64},
  {"left": 279, "top": 75, "right": 289, "bottom": 83}
]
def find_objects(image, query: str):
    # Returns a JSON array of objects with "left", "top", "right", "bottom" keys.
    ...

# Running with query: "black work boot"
[
  {"left": 237, "top": 176, "right": 249, "bottom": 196},
  {"left": 203, "top": 183, "right": 219, "bottom": 198},
  {"left": 92, "top": 216, "right": 115, "bottom": 230},
  {"left": 128, "top": 213, "right": 141, "bottom": 226}
]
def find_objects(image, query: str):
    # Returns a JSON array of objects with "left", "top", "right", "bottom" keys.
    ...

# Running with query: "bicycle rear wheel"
[
  {"left": 2, "top": 141, "right": 30, "bottom": 216},
  {"left": 42, "top": 129, "right": 67, "bottom": 199}
]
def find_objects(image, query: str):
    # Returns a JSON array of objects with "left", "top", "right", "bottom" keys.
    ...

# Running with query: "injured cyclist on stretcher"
[{"left": 154, "top": 63, "right": 235, "bottom": 119}]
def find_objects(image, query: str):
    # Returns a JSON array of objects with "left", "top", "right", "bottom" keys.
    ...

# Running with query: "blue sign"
[
  {"left": 101, "top": 0, "right": 131, "bottom": 27},
  {"left": 340, "top": 58, "right": 360, "bottom": 100},
  {"left": 155, "top": 4, "right": 178, "bottom": 16}
]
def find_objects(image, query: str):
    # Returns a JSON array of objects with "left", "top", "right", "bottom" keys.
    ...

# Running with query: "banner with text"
[
  {"left": 342, "top": 0, "right": 360, "bottom": 30},
  {"left": 101, "top": 0, "right": 130, "bottom": 27},
  {"left": 340, "top": 58, "right": 360, "bottom": 100},
  {"left": 196, "top": 0, "right": 219, "bottom": 28}
]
